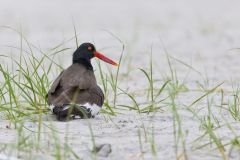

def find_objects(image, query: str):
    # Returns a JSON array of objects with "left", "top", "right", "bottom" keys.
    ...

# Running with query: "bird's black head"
[
  {"left": 73, "top": 43, "right": 96, "bottom": 63},
  {"left": 72, "top": 42, "right": 118, "bottom": 70}
]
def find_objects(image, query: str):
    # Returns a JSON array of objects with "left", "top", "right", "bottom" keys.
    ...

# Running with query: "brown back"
[{"left": 47, "top": 63, "right": 103, "bottom": 107}]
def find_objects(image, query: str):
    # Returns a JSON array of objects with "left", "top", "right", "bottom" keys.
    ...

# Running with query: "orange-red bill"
[{"left": 94, "top": 51, "right": 118, "bottom": 66}]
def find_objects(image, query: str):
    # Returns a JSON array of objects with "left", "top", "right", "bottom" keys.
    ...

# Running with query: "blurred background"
[{"left": 1, "top": 0, "right": 240, "bottom": 83}]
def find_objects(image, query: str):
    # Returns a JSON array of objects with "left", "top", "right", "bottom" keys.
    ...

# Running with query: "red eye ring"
[{"left": 88, "top": 46, "right": 92, "bottom": 51}]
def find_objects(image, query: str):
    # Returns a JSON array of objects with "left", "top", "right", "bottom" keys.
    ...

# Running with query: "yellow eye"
[{"left": 88, "top": 46, "right": 92, "bottom": 51}]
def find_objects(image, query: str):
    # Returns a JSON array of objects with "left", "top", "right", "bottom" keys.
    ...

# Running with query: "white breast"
[
  {"left": 82, "top": 103, "right": 101, "bottom": 116},
  {"left": 49, "top": 103, "right": 101, "bottom": 117}
]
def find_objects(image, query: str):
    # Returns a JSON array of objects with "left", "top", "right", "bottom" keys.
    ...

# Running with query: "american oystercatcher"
[{"left": 47, "top": 43, "right": 118, "bottom": 120}]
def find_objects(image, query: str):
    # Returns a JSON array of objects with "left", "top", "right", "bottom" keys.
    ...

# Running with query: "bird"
[{"left": 47, "top": 43, "right": 118, "bottom": 120}]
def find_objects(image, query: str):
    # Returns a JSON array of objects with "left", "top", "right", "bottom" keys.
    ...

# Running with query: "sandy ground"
[{"left": 1, "top": 0, "right": 240, "bottom": 159}]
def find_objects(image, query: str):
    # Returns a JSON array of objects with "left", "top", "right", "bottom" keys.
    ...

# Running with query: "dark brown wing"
[
  {"left": 60, "top": 64, "right": 96, "bottom": 90},
  {"left": 88, "top": 85, "right": 104, "bottom": 107},
  {"left": 48, "top": 71, "right": 64, "bottom": 94},
  {"left": 47, "top": 64, "right": 97, "bottom": 106}
]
